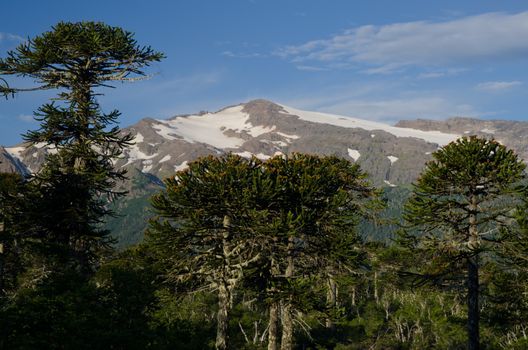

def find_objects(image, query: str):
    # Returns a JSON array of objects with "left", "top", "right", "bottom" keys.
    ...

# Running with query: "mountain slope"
[
  {"left": 0, "top": 146, "right": 28, "bottom": 175},
  {"left": 113, "top": 99, "right": 460, "bottom": 186}
]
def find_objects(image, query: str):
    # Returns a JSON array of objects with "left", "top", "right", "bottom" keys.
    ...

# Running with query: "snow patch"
[
  {"left": 5, "top": 146, "right": 25, "bottom": 160},
  {"left": 371, "top": 134, "right": 376, "bottom": 138},
  {"left": 159, "top": 155, "right": 171, "bottom": 163},
  {"left": 123, "top": 138, "right": 158, "bottom": 166},
  {"left": 152, "top": 106, "right": 276, "bottom": 149},
  {"left": 174, "top": 161, "right": 189, "bottom": 172},
  {"left": 234, "top": 151, "right": 254, "bottom": 158},
  {"left": 384, "top": 180, "right": 397, "bottom": 187},
  {"left": 272, "top": 141, "right": 288, "bottom": 147},
  {"left": 387, "top": 155, "right": 398, "bottom": 164},
  {"left": 279, "top": 104, "right": 459, "bottom": 146},
  {"left": 276, "top": 131, "right": 300, "bottom": 140},
  {"left": 481, "top": 128, "right": 495, "bottom": 134},
  {"left": 134, "top": 132, "right": 144, "bottom": 143},
  {"left": 348, "top": 149, "right": 361, "bottom": 161},
  {"left": 234, "top": 151, "right": 272, "bottom": 160}
]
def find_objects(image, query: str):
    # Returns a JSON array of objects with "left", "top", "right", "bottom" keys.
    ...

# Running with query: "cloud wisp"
[
  {"left": 0, "top": 32, "right": 24, "bottom": 43},
  {"left": 276, "top": 11, "right": 528, "bottom": 73},
  {"left": 476, "top": 81, "right": 522, "bottom": 92}
]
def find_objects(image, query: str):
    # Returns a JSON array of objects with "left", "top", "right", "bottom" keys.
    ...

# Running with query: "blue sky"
[{"left": 1, "top": 0, "right": 527, "bottom": 145}]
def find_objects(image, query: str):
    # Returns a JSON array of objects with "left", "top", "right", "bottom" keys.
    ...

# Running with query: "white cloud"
[
  {"left": 17, "top": 114, "right": 34, "bottom": 122},
  {"left": 277, "top": 11, "right": 528, "bottom": 72},
  {"left": 418, "top": 68, "right": 468, "bottom": 79},
  {"left": 0, "top": 32, "right": 24, "bottom": 43},
  {"left": 476, "top": 81, "right": 522, "bottom": 92},
  {"left": 221, "top": 50, "right": 262, "bottom": 58},
  {"left": 295, "top": 65, "right": 328, "bottom": 72}
]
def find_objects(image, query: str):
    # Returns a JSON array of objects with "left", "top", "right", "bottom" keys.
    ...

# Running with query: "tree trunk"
[
  {"left": 268, "top": 301, "right": 279, "bottom": 350},
  {"left": 216, "top": 282, "right": 230, "bottom": 350},
  {"left": 281, "top": 302, "right": 294, "bottom": 350},
  {"left": 467, "top": 256, "right": 479, "bottom": 350},
  {"left": 325, "top": 274, "right": 337, "bottom": 329},
  {"left": 374, "top": 271, "right": 379, "bottom": 305},
  {"left": 216, "top": 215, "right": 232, "bottom": 350},
  {"left": 281, "top": 236, "right": 295, "bottom": 350},
  {"left": 467, "top": 194, "right": 480, "bottom": 350}
]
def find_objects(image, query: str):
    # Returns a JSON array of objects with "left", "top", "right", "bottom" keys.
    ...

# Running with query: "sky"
[{"left": 1, "top": 0, "right": 527, "bottom": 145}]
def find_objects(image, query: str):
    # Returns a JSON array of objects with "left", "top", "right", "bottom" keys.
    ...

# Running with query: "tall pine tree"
[{"left": 402, "top": 136, "right": 526, "bottom": 350}]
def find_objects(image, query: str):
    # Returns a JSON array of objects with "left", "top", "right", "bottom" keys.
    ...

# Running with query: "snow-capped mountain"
[
  {"left": 113, "top": 99, "right": 460, "bottom": 185},
  {"left": 5, "top": 99, "right": 527, "bottom": 186}
]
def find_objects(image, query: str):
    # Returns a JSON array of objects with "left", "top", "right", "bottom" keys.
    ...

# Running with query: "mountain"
[
  {"left": 0, "top": 146, "right": 28, "bottom": 175},
  {"left": 113, "top": 99, "right": 463, "bottom": 186},
  {"left": 396, "top": 117, "right": 528, "bottom": 161},
  {"left": 4, "top": 99, "right": 528, "bottom": 246}
]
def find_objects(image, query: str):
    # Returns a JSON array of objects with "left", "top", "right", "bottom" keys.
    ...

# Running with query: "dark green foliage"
[
  {"left": 147, "top": 153, "right": 379, "bottom": 349},
  {"left": 0, "top": 21, "right": 163, "bottom": 273},
  {"left": 401, "top": 136, "right": 527, "bottom": 349}
]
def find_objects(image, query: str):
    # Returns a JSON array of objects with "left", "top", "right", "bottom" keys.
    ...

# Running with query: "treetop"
[{"left": 0, "top": 21, "right": 165, "bottom": 95}]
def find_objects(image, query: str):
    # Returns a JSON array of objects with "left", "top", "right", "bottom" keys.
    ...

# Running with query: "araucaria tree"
[
  {"left": 148, "top": 153, "right": 378, "bottom": 350},
  {"left": 148, "top": 154, "right": 271, "bottom": 350},
  {"left": 262, "top": 154, "right": 377, "bottom": 350},
  {"left": 0, "top": 22, "right": 164, "bottom": 273},
  {"left": 402, "top": 136, "right": 526, "bottom": 350}
]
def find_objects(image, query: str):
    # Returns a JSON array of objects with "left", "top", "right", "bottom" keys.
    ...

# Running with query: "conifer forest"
[{"left": 1, "top": 22, "right": 528, "bottom": 350}]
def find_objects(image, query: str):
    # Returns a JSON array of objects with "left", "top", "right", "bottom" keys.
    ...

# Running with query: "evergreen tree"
[
  {"left": 401, "top": 136, "right": 526, "bottom": 350},
  {"left": 261, "top": 154, "right": 377, "bottom": 350},
  {"left": 0, "top": 21, "right": 164, "bottom": 273},
  {"left": 148, "top": 154, "right": 271, "bottom": 350}
]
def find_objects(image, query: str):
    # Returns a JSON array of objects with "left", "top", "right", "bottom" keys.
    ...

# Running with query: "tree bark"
[
  {"left": 467, "top": 194, "right": 479, "bottom": 350},
  {"left": 281, "top": 236, "right": 295, "bottom": 350},
  {"left": 216, "top": 282, "right": 230, "bottom": 350},
  {"left": 325, "top": 274, "right": 337, "bottom": 329},
  {"left": 268, "top": 301, "right": 279, "bottom": 350},
  {"left": 467, "top": 256, "right": 479, "bottom": 350},
  {"left": 374, "top": 271, "right": 379, "bottom": 305},
  {"left": 216, "top": 215, "right": 232, "bottom": 350},
  {"left": 281, "top": 302, "right": 294, "bottom": 350}
]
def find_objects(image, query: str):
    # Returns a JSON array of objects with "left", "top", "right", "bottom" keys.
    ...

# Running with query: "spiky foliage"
[
  {"left": 261, "top": 153, "right": 378, "bottom": 349},
  {"left": 148, "top": 154, "right": 272, "bottom": 350},
  {"left": 147, "top": 153, "right": 379, "bottom": 350},
  {"left": 401, "top": 136, "right": 526, "bottom": 350},
  {"left": 0, "top": 21, "right": 164, "bottom": 273}
]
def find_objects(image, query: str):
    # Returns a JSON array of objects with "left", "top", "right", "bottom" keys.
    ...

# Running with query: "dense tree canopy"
[{"left": 148, "top": 153, "right": 379, "bottom": 350}]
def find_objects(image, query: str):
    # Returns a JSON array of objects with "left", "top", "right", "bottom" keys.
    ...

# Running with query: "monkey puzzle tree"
[
  {"left": 402, "top": 136, "right": 526, "bottom": 350},
  {"left": 148, "top": 154, "right": 272, "bottom": 350},
  {"left": 262, "top": 153, "right": 377, "bottom": 350},
  {"left": 0, "top": 22, "right": 164, "bottom": 273}
]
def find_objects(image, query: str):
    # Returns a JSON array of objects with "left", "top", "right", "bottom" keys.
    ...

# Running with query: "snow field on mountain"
[
  {"left": 348, "top": 149, "right": 361, "bottom": 161},
  {"left": 279, "top": 104, "right": 460, "bottom": 146},
  {"left": 152, "top": 106, "right": 276, "bottom": 149}
]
